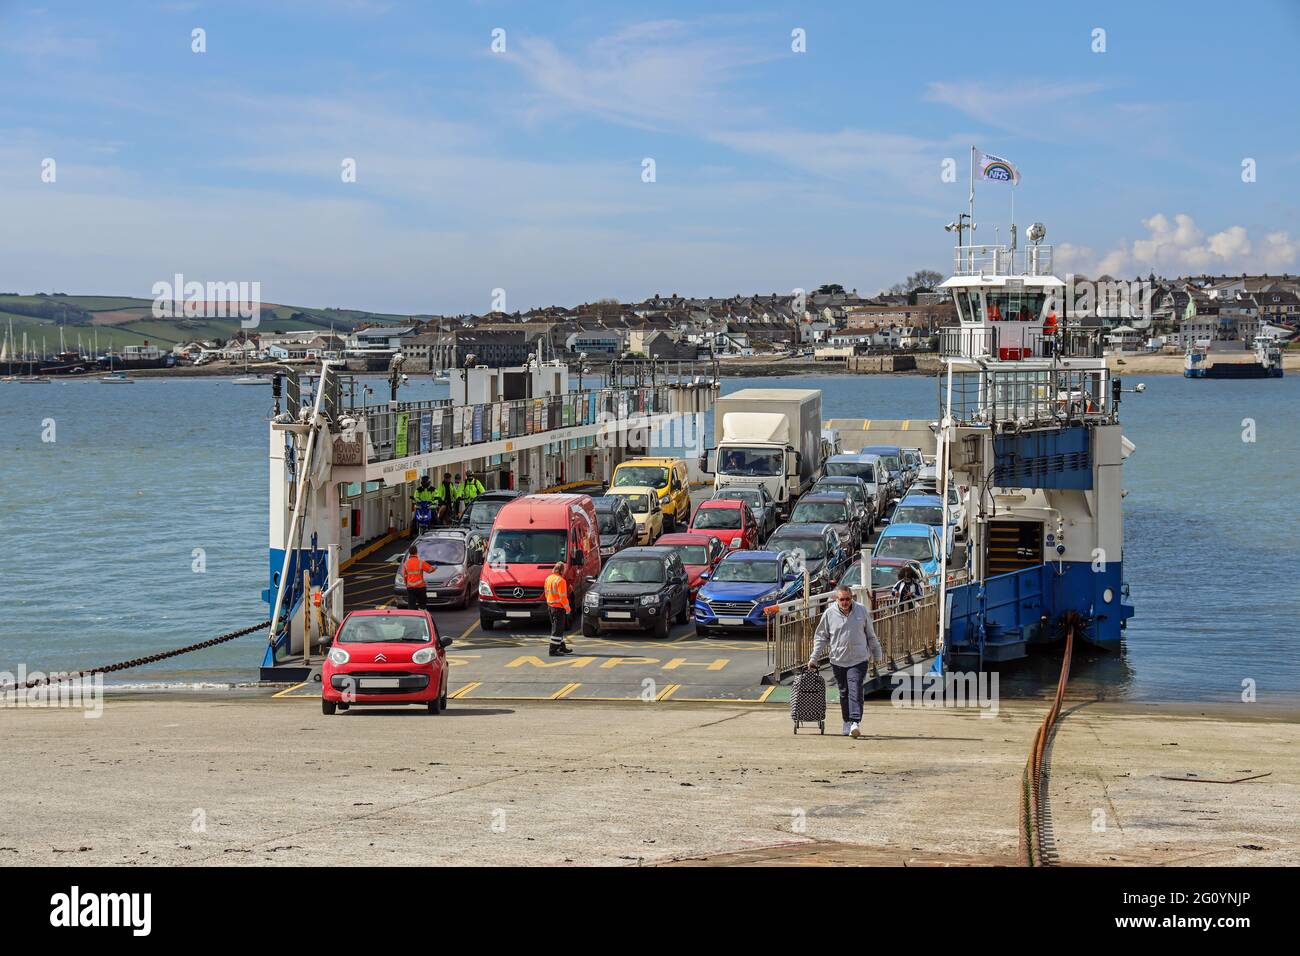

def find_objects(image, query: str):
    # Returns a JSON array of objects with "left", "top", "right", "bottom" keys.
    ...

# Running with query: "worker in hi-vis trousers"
[{"left": 544, "top": 562, "right": 573, "bottom": 656}]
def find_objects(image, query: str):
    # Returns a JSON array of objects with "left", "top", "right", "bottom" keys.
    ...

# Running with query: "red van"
[{"left": 477, "top": 493, "right": 601, "bottom": 630}]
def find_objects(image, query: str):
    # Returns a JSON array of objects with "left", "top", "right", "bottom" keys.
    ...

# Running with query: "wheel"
[
  {"left": 819, "top": 721, "right": 825, "bottom": 735},
  {"left": 322, "top": 699, "right": 337, "bottom": 715},
  {"left": 582, "top": 617, "right": 598, "bottom": 637},
  {"left": 653, "top": 613, "right": 670, "bottom": 639},
  {"left": 479, "top": 611, "right": 495, "bottom": 631},
  {"left": 438, "top": 674, "right": 448, "bottom": 712},
  {"left": 427, "top": 690, "right": 442, "bottom": 714},
  {"left": 675, "top": 596, "right": 690, "bottom": 625}
]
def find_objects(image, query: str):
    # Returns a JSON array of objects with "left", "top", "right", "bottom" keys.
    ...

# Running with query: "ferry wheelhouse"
[{"left": 935, "top": 232, "right": 1135, "bottom": 670}]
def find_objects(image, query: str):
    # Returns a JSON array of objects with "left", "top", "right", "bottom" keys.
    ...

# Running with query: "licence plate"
[
  {"left": 359, "top": 677, "right": 400, "bottom": 689},
  {"left": 606, "top": 611, "right": 632, "bottom": 619},
  {"left": 506, "top": 611, "right": 531, "bottom": 618},
  {"left": 718, "top": 616, "right": 745, "bottom": 626}
]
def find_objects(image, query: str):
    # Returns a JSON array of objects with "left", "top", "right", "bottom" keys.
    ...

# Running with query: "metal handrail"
[
  {"left": 941, "top": 367, "right": 1115, "bottom": 428},
  {"left": 952, "top": 244, "right": 1055, "bottom": 277}
]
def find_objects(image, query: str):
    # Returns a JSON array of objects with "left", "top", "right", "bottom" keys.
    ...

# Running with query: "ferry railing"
[
  {"left": 942, "top": 367, "right": 1114, "bottom": 428},
  {"left": 953, "top": 244, "right": 1055, "bottom": 277},
  {"left": 359, "top": 385, "right": 677, "bottom": 464},
  {"left": 764, "top": 586, "right": 942, "bottom": 684},
  {"left": 939, "top": 325, "right": 1103, "bottom": 360}
]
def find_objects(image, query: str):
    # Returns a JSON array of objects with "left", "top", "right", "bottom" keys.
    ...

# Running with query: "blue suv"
[{"left": 694, "top": 549, "right": 804, "bottom": 637}]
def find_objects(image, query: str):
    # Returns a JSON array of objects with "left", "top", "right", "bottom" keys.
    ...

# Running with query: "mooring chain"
[{"left": 0, "top": 621, "right": 271, "bottom": 692}]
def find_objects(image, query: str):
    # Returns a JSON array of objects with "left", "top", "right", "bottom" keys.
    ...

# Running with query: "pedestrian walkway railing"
[{"left": 764, "top": 586, "right": 943, "bottom": 684}]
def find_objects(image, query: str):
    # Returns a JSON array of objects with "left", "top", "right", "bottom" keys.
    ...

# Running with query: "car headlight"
[
  {"left": 447, "top": 573, "right": 466, "bottom": 588},
  {"left": 760, "top": 590, "right": 781, "bottom": 604},
  {"left": 584, "top": 591, "right": 600, "bottom": 608},
  {"left": 478, "top": 580, "right": 492, "bottom": 597},
  {"left": 412, "top": 646, "right": 436, "bottom": 665},
  {"left": 729, "top": 537, "right": 742, "bottom": 548},
  {"left": 640, "top": 593, "right": 661, "bottom": 606},
  {"left": 327, "top": 647, "right": 350, "bottom": 666}
]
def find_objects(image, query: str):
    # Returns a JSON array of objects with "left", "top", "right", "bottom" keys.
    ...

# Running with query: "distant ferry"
[{"left": 1184, "top": 335, "right": 1283, "bottom": 378}]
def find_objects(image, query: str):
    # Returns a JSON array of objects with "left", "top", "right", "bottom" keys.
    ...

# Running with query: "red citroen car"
[
  {"left": 654, "top": 531, "right": 726, "bottom": 598},
  {"left": 321, "top": 608, "right": 453, "bottom": 715},
  {"left": 688, "top": 499, "right": 759, "bottom": 552}
]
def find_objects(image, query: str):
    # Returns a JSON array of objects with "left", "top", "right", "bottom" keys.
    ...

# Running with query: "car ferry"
[
  {"left": 934, "top": 224, "right": 1136, "bottom": 671},
  {"left": 1184, "top": 334, "right": 1283, "bottom": 378}
]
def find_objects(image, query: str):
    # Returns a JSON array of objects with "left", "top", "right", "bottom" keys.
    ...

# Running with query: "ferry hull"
[
  {"left": 944, "top": 560, "right": 1130, "bottom": 672},
  {"left": 1184, "top": 363, "right": 1282, "bottom": 379}
]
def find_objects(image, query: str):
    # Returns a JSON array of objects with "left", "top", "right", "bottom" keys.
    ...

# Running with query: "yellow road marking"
[
  {"left": 657, "top": 683, "right": 681, "bottom": 701},
  {"left": 449, "top": 681, "right": 482, "bottom": 699},
  {"left": 272, "top": 680, "right": 310, "bottom": 699},
  {"left": 756, "top": 685, "right": 776, "bottom": 703},
  {"left": 550, "top": 682, "right": 581, "bottom": 700},
  {"left": 457, "top": 620, "right": 480, "bottom": 642}
]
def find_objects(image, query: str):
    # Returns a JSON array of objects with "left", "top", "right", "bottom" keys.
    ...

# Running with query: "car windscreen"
[
  {"left": 893, "top": 506, "right": 945, "bottom": 526},
  {"left": 596, "top": 512, "right": 623, "bottom": 534},
  {"left": 601, "top": 557, "right": 665, "bottom": 584},
  {"left": 618, "top": 493, "right": 651, "bottom": 512},
  {"left": 693, "top": 507, "right": 740, "bottom": 529},
  {"left": 487, "top": 529, "right": 567, "bottom": 565},
  {"left": 337, "top": 616, "right": 431, "bottom": 644},
  {"left": 718, "top": 448, "right": 783, "bottom": 476},
  {"left": 416, "top": 538, "right": 466, "bottom": 563},
  {"left": 825, "top": 461, "right": 874, "bottom": 482},
  {"left": 466, "top": 499, "right": 506, "bottom": 527},
  {"left": 768, "top": 535, "right": 827, "bottom": 560},
  {"left": 712, "top": 559, "right": 778, "bottom": 583},
  {"left": 664, "top": 544, "right": 710, "bottom": 566},
  {"left": 817, "top": 483, "right": 860, "bottom": 502},
  {"left": 614, "top": 466, "right": 668, "bottom": 488},
  {"left": 875, "top": 534, "right": 933, "bottom": 561},
  {"left": 871, "top": 565, "right": 910, "bottom": 588},
  {"left": 791, "top": 501, "right": 847, "bottom": 524}
]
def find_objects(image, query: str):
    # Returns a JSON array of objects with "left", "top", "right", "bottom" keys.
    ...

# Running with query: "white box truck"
[{"left": 703, "top": 388, "right": 823, "bottom": 516}]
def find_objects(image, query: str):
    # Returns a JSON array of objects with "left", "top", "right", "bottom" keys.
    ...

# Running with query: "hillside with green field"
[{"left": 0, "top": 293, "right": 429, "bottom": 354}]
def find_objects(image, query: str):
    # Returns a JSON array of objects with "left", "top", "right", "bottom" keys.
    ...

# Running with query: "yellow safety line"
[
  {"left": 449, "top": 681, "right": 482, "bottom": 699},
  {"left": 656, "top": 683, "right": 681, "bottom": 701},
  {"left": 272, "top": 680, "right": 310, "bottom": 699},
  {"left": 456, "top": 620, "right": 480, "bottom": 642},
  {"left": 339, "top": 531, "right": 399, "bottom": 572},
  {"left": 756, "top": 685, "right": 776, "bottom": 703},
  {"left": 550, "top": 682, "right": 582, "bottom": 700}
]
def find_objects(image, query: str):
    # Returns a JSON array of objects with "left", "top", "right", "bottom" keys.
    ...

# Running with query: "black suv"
[
  {"left": 592, "top": 495, "right": 639, "bottom": 559},
  {"left": 457, "top": 490, "right": 521, "bottom": 547},
  {"left": 581, "top": 546, "right": 691, "bottom": 638}
]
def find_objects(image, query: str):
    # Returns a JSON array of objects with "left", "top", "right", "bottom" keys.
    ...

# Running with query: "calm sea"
[{"left": 2, "top": 372, "right": 1296, "bottom": 702}]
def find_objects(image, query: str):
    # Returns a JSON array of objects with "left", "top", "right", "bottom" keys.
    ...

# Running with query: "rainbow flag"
[{"left": 976, "top": 150, "right": 1020, "bottom": 185}]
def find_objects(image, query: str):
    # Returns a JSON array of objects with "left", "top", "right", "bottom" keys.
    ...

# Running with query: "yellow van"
[{"left": 610, "top": 457, "right": 691, "bottom": 530}]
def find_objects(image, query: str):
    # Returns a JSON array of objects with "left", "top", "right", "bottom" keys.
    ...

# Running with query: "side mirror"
[
  {"left": 699, "top": 570, "right": 711, "bottom": 581},
  {"left": 438, "top": 635, "right": 453, "bottom": 648}
]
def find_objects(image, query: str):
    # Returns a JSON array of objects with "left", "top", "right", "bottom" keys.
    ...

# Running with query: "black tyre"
[
  {"left": 675, "top": 596, "right": 690, "bottom": 625},
  {"left": 322, "top": 699, "right": 337, "bottom": 716},
  {"left": 653, "top": 613, "right": 670, "bottom": 639},
  {"left": 582, "top": 617, "right": 598, "bottom": 637},
  {"left": 479, "top": 611, "right": 495, "bottom": 632},
  {"left": 427, "top": 690, "right": 442, "bottom": 714},
  {"left": 438, "top": 674, "right": 449, "bottom": 712}
]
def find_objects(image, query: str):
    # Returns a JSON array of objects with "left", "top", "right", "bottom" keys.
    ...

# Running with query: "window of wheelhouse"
[
  {"left": 956, "top": 289, "right": 983, "bottom": 324},
  {"left": 984, "top": 290, "right": 1046, "bottom": 323}
]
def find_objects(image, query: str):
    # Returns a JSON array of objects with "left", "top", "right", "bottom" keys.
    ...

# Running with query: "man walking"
[
  {"left": 543, "top": 562, "right": 573, "bottom": 657},
  {"left": 807, "top": 584, "right": 885, "bottom": 738},
  {"left": 402, "top": 544, "right": 436, "bottom": 611}
]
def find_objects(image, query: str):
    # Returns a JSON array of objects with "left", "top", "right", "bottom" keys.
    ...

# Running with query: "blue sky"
[{"left": 2, "top": 0, "right": 1299, "bottom": 313}]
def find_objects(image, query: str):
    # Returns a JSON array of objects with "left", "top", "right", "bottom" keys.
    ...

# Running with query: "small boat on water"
[
  {"left": 232, "top": 374, "right": 272, "bottom": 385},
  {"left": 100, "top": 371, "right": 134, "bottom": 384},
  {"left": 1185, "top": 335, "right": 1284, "bottom": 379},
  {"left": 17, "top": 376, "right": 51, "bottom": 383}
]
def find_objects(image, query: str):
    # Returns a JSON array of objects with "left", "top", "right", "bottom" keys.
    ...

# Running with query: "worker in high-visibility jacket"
[
  {"left": 402, "top": 545, "right": 436, "bottom": 611},
  {"left": 431, "top": 472, "right": 458, "bottom": 524},
  {"left": 544, "top": 562, "right": 574, "bottom": 656},
  {"left": 461, "top": 470, "right": 486, "bottom": 506}
]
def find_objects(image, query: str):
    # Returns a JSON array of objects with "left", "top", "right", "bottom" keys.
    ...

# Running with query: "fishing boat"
[{"left": 100, "top": 371, "right": 134, "bottom": 384}]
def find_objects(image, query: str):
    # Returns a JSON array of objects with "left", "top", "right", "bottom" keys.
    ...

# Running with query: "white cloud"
[{"left": 1063, "top": 213, "right": 1297, "bottom": 276}]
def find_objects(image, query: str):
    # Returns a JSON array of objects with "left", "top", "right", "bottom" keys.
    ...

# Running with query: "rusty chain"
[{"left": 0, "top": 620, "right": 271, "bottom": 692}]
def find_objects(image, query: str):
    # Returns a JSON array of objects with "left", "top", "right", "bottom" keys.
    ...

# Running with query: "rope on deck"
[
  {"left": 1018, "top": 617, "right": 1079, "bottom": 867},
  {"left": 0, "top": 621, "right": 271, "bottom": 692}
]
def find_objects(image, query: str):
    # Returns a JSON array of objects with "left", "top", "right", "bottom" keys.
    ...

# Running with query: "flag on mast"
[{"left": 975, "top": 149, "right": 1020, "bottom": 185}]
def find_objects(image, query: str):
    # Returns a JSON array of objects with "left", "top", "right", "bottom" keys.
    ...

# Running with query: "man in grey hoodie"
[{"left": 807, "top": 584, "right": 885, "bottom": 737}]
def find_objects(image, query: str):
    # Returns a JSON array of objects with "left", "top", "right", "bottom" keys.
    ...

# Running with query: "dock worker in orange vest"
[
  {"left": 1042, "top": 308, "right": 1059, "bottom": 356},
  {"left": 544, "top": 562, "right": 574, "bottom": 656},
  {"left": 402, "top": 545, "right": 436, "bottom": 611}
]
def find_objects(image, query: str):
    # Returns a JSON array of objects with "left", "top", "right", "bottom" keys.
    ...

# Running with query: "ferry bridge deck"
[{"left": 274, "top": 487, "right": 958, "bottom": 706}]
